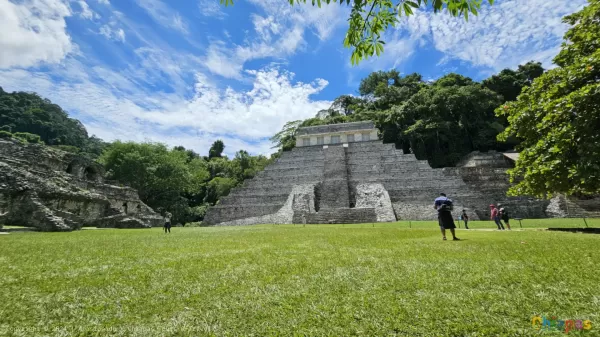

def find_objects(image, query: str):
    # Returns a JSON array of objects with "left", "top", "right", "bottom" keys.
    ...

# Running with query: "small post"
[
  {"left": 409, "top": 221, "right": 412, "bottom": 229},
  {"left": 372, "top": 222, "right": 374, "bottom": 228},
  {"left": 515, "top": 218, "right": 523, "bottom": 228},
  {"left": 583, "top": 217, "right": 589, "bottom": 228}
]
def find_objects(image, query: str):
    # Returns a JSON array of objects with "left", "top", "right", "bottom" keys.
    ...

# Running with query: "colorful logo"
[{"left": 532, "top": 315, "right": 592, "bottom": 333}]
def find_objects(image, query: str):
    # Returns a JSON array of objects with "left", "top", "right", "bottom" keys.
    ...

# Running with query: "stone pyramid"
[{"left": 203, "top": 121, "right": 550, "bottom": 226}]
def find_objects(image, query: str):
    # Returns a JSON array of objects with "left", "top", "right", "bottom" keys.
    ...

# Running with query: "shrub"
[
  {"left": 13, "top": 132, "right": 43, "bottom": 144},
  {"left": 52, "top": 145, "right": 81, "bottom": 153},
  {"left": 185, "top": 221, "right": 203, "bottom": 227},
  {"left": 0, "top": 130, "right": 12, "bottom": 139}
]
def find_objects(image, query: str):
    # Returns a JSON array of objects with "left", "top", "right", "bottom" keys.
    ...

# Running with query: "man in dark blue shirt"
[{"left": 434, "top": 193, "right": 460, "bottom": 241}]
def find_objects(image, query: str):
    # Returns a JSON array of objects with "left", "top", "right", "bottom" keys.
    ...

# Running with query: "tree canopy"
[
  {"left": 497, "top": 0, "right": 600, "bottom": 197},
  {"left": 220, "top": 0, "right": 494, "bottom": 65},
  {"left": 209, "top": 140, "right": 225, "bottom": 159},
  {"left": 99, "top": 141, "right": 273, "bottom": 224},
  {"left": 482, "top": 62, "right": 544, "bottom": 102},
  {"left": 273, "top": 62, "right": 542, "bottom": 168}
]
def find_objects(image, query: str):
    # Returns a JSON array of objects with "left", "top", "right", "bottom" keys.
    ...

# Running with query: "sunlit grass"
[{"left": 1, "top": 223, "right": 599, "bottom": 336}]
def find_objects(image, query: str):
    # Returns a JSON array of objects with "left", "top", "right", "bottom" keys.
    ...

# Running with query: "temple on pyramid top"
[
  {"left": 203, "top": 121, "right": 559, "bottom": 226},
  {"left": 295, "top": 121, "right": 378, "bottom": 147}
]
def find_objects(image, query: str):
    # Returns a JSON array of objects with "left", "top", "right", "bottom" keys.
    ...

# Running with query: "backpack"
[{"left": 439, "top": 198, "right": 454, "bottom": 212}]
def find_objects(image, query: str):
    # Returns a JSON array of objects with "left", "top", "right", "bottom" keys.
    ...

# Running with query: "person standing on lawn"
[
  {"left": 461, "top": 209, "right": 469, "bottom": 229},
  {"left": 498, "top": 204, "right": 511, "bottom": 230},
  {"left": 490, "top": 204, "right": 505, "bottom": 230},
  {"left": 163, "top": 212, "right": 172, "bottom": 234},
  {"left": 434, "top": 193, "right": 460, "bottom": 241}
]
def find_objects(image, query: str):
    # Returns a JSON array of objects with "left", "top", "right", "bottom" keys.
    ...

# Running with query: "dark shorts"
[
  {"left": 502, "top": 215, "right": 509, "bottom": 222},
  {"left": 164, "top": 222, "right": 171, "bottom": 228},
  {"left": 438, "top": 211, "right": 456, "bottom": 229}
]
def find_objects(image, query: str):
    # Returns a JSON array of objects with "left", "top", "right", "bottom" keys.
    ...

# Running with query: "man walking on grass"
[
  {"left": 434, "top": 193, "right": 460, "bottom": 241},
  {"left": 461, "top": 209, "right": 470, "bottom": 229},
  {"left": 490, "top": 204, "right": 505, "bottom": 230}
]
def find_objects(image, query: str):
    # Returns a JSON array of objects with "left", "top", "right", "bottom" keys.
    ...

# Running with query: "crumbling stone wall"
[
  {"left": 0, "top": 139, "right": 162, "bottom": 231},
  {"left": 355, "top": 183, "right": 396, "bottom": 222},
  {"left": 214, "top": 184, "right": 316, "bottom": 226},
  {"left": 457, "top": 151, "right": 514, "bottom": 168}
]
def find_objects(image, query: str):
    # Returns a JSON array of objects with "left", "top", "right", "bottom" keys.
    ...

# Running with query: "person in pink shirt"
[{"left": 490, "top": 204, "right": 505, "bottom": 230}]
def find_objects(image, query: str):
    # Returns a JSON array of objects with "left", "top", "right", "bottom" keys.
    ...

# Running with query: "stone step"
[
  {"left": 256, "top": 168, "right": 324, "bottom": 178},
  {"left": 301, "top": 208, "right": 378, "bottom": 224},
  {"left": 219, "top": 194, "right": 289, "bottom": 205},
  {"left": 264, "top": 163, "right": 325, "bottom": 171},
  {"left": 242, "top": 176, "right": 321, "bottom": 188},
  {"left": 205, "top": 203, "right": 284, "bottom": 224}
]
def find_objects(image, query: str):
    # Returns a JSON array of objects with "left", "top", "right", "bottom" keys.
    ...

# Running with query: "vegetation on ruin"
[
  {"left": 1, "top": 225, "right": 598, "bottom": 336},
  {"left": 498, "top": 0, "right": 600, "bottom": 197},
  {"left": 221, "top": 0, "right": 495, "bottom": 65}
]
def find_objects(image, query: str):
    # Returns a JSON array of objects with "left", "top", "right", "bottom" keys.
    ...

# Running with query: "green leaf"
[{"left": 406, "top": 1, "right": 419, "bottom": 8}]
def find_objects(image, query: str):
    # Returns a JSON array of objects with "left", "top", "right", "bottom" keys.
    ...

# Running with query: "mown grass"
[
  {"left": 1, "top": 223, "right": 599, "bottom": 336},
  {"left": 276, "top": 218, "right": 600, "bottom": 230}
]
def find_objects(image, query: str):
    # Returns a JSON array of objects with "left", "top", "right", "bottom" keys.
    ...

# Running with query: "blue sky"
[{"left": 0, "top": 0, "right": 587, "bottom": 157}]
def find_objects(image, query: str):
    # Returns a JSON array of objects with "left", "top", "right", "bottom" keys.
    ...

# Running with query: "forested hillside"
[
  {"left": 0, "top": 87, "right": 108, "bottom": 158},
  {"left": 272, "top": 62, "right": 545, "bottom": 168}
]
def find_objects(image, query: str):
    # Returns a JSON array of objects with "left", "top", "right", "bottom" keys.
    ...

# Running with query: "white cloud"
[
  {"left": 115, "top": 28, "right": 126, "bottom": 42},
  {"left": 135, "top": 0, "right": 188, "bottom": 34},
  {"left": 200, "top": 0, "right": 347, "bottom": 78},
  {"left": 248, "top": 0, "right": 347, "bottom": 42},
  {"left": 251, "top": 14, "right": 280, "bottom": 42},
  {"left": 0, "top": 0, "right": 73, "bottom": 69},
  {"left": 0, "top": 62, "right": 330, "bottom": 156},
  {"left": 78, "top": 0, "right": 99, "bottom": 20},
  {"left": 204, "top": 42, "right": 245, "bottom": 79},
  {"left": 198, "top": 0, "right": 227, "bottom": 19},
  {"left": 99, "top": 24, "right": 125, "bottom": 42},
  {"left": 101, "top": 27, "right": 125, "bottom": 42},
  {"left": 203, "top": 23, "right": 305, "bottom": 78},
  {"left": 97, "top": 0, "right": 110, "bottom": 4},
  {"left": 382, "top": 0, "right": 588, "bottom": 71}
]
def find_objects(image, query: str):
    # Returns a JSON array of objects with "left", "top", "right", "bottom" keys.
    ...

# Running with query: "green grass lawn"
[{"left": 1, "top": 224, "right": 599, "bottom": 336}]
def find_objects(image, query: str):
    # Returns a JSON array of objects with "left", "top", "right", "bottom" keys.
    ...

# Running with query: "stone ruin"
[
  {"left": 0, "top": 139, "right": 163, "bottom": 232},
  {"left": 204, "top": 121, "right": 599, "bottom": 226}
]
